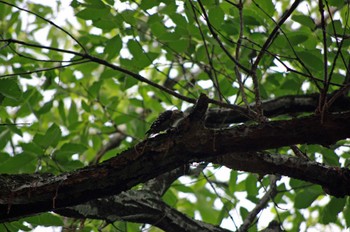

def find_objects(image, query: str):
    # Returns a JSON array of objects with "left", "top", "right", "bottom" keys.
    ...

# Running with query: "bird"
[{"left": 145, "top": 110, "right": 184, "bottom": 136}]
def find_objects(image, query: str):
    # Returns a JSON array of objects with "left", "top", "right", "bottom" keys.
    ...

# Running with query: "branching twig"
[
  {"left": 235, "top": 1, "right": 251, "bottom": 109},
  {"left": 0, "top": 59, "right": 89, "bottom": 78},
  {"left": 318, "top": 0, "right": 329, "bottom": 121},
  {"left": 1, "top": 38, "right": 254, "bottom": 118},
  {"left": 93, "top": 134, "right": 126, "bottom": 164},
  {"left": 202, "top": 172, "right": 238, "bottom": 230},
  {"left": 195, "top": 0, "right": 251, "bottom": 74},
  {"left": 189, "top": 1, "right": 226, "bottom": 102},
  {"left": 250, "top": 0, "right": 302, "bottom": 119},
  {"left": 0, "top": 1, "right": 87, "bottom": 54},
  {"left": 238, "top": 175, "right": 280, "bottom": 232}
]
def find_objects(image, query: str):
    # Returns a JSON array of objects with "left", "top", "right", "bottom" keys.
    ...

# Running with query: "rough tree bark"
[{"left": 1, "top": 94, "right": 350, "bottom": 223}]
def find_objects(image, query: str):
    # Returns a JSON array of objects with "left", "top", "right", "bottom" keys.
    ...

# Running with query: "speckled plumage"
[{"left": 146, "top": 110, "right": 184, "bottom": 136}]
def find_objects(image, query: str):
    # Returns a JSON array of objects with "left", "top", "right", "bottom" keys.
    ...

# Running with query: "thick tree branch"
[
  {"left": 205, "top": 93, "right": 350, "bottom": 126},
  {"left": 212, "top": 152, "right": 350, "bottom": 197},
  {"left": 1, "top": 95, "right": 350, "bottom": 221},
  {"left": 55, "top": 190, "right": 230, "bottom": 232},
  {"left": 55, "top": 166, "right": 227, "bottom": 232}
]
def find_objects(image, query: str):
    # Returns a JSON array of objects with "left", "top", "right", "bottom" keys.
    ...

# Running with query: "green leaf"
[
  {"left": 34, "top": 123, "right": 61, "bottom": 148},
  {"left": 0, "top": 221, "right": 31, "bottom": 232},
  {"left": 169, "top": 13, "right": 188, "bottom": 29},
  {"left": 219, "top": 77, "right": 237, "bottom": 96},
  {"left": 105, "top": 35, "right": 122, "bottom": 60},
  {"left": 296, "top": 50, "right": 324, "bottom": 72},
  {"left": 208, "top": 6, "right": 224, "bottom": 29},
  {"left": 256, "top": 0, "right": 275, "bottom": 16},
  {"left": 228, "top": 170, "right": 238, "bottom": 193},
  {"left": 127, "top": 40, "right": 143, "bottom": 59},
  {"left": 61, "top": 143, "right": 87, "bottom": 154},
  {"left": 93, "top": 19, "right": 115, "bottom": 31},
  {"left": 322, "top": 149, "right": 339, "bottom": 166},
  {"left": 140, "top": 0, "right": 158, "bottom": 10},
  {"left": 327, "top": 0, "right": 345, "bottom": 7},
  {"left": 119, "top": 75, "right": 138, "bottom": 90},
  {"left": 222, "top": 21, "right": 240, "bottom": 38},
  {"left": 245, "top": 174, "right": 258, "bottom": 197},
  {"left": 172, "top": 184, "right": 194, "bottom": 193},
  {"left": 326, "top": 20, "right": 343, "bottom": 36},
  {"left": 121, "top": 10, "right": 136, "bottom": 25},
  {"left": 105, "top": 0, "right": 114, "bottom": 5},
  {"left": 294, "top": 185, "right": 322, "bottom": 209},
  {"left": 0, "top": 152, "right": 10, "bottom": 164},
  {"left": 0, "top": 79, "right": 22, "bottom": 100},
  {"left": 274, "top": 32, "right": 309, "bottom": 48},
  {"left": 196, "top": 45, "right": 208, "bottom": 63},
  {"left": 20, "top": 142, "right": 43, "bottom": 155},
  {"left": 321, "top": 197, "right": 346, "bottom": 224},
  {"left": 198, "top": 199, "right": 219, "bottom": 224},
  {"left": 240, "top": 207, "right": 249, "bottom": 220},
  {"left": 243, "top": 9, "right": 264, "bottom": 26},
  {"left": 149, "top": 21, "right": 167, "bottom": 37},
  {"left": 0, "top": 128, "right": 11, "bottom": 150},
  {"left": 292, "top": 14, "right": 315, "bottom": 29},
  {"left": 166, "top": 39, "right": 188, "bottom": 53},
  {"left": 24, "top": 213, "right": 63, "bottom": 226},
  {"left": 68, "top": 101, "right": 79, "bottom": 126},
  {"left": 35, "top": 100, "right": 53, "bottom": 115},
  {"left": 64, "top": 160, "right": 85, "bottom": 171},
  {"left": 81, "top": 100, "right": 90, "bottom": 112},
  {"left": 113, "top": 114, "right": 135, "bottom": 125},
  {"left": 289, "top": 179, "right": 308, "bottom": 191},
  {"left": 0, "top": 152, "right": 37, "bottom": 174},
  {"left": 6, "top": 122, "right": 23, "bottom": 136},
  {"left": 126, "top": 40, "right": 157, "bottom": 69},
  {"left": 76, "top": 8, "right": 110, "bottom": 20},
  {"left": 85, "top": 0, "right": 107, "bottom": 8},
  {"left": 46, "top": 123, "right": 62, "bottom": 147},
  {"left": 58, "top": 100, "right": 66, "bottom": 125},
  {"left": 88, "top": 81, "right": 102, "bottom": 100},
  {"left": 288, "top": 32, "right": 309, "bottom": 46},
  {"left": 42, "top": 71, "right": 55, "bottom": 90},
  {"left": 280, "top": 78, "right": 301, "bottom": 92},
  {"left": 70, "top": 0, "right": 81, "bottom": 8},
  {"left": 344, "top": 199, "right": 350, "bottom": 228}
]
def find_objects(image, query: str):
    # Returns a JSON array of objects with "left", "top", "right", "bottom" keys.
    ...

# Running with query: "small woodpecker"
[{"left": 146, "top": 110, "right": 184, "bottom": 136}]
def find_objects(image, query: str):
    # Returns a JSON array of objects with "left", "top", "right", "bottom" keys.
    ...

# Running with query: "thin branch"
[
  {"left": 189, "top": 1, "right": 226, "bottom": 102},
  {"left": 4, "top": 38, "right": 81, "bottom": 63},
  {"left": 1, "top": 38, "right": 254, "bottom": 118},
  {"left": 93, "top": 134, "right": 126, "bottom": 164},
  {"left": 325, "top": 2, "right": 350, "bottom": 87},
  {"left": 0, "top": 1, "right": 87, "bottom": 54},
  {"left": 272, "top": 55, "right": 339, "bottom": 87},
  {"left": 325, "top": 2, "right": 350, "bottom": 101},
  {"left": 318, "top": 0, "right": 329, "bottom": 120},
  {"left": 223, "top": 0, "right": 239, "bottom": 8},
  {"left": 0, "top": 59, "right": 89, "bottom": 78},
  {"left": 238, "top": 175, "right": 280, "bottom": 232},
  {"left": 202, "top": 172, "right": 238, "bottom": 230},
  {"left": 235, "top": 1, "right": 251, "bottom": 109},
  {"left": 1, "top": 38, "right": 196, "bottom": 102},
  {"left": 250, "top": 0, "right": 302, "bottom": 118},
  {"left": 195, "top": 0, "right": 252, "bottom": 74},
  {"left": 251, "top": 0, "right": 302, "bottom": 71},
  {"left": 1, "top": 38, "right": 82, "bottom": 56}
]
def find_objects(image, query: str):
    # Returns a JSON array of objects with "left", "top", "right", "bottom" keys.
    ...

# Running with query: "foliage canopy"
[{"left": 0, "top": 0, "right": 350, "bottom": 231}]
